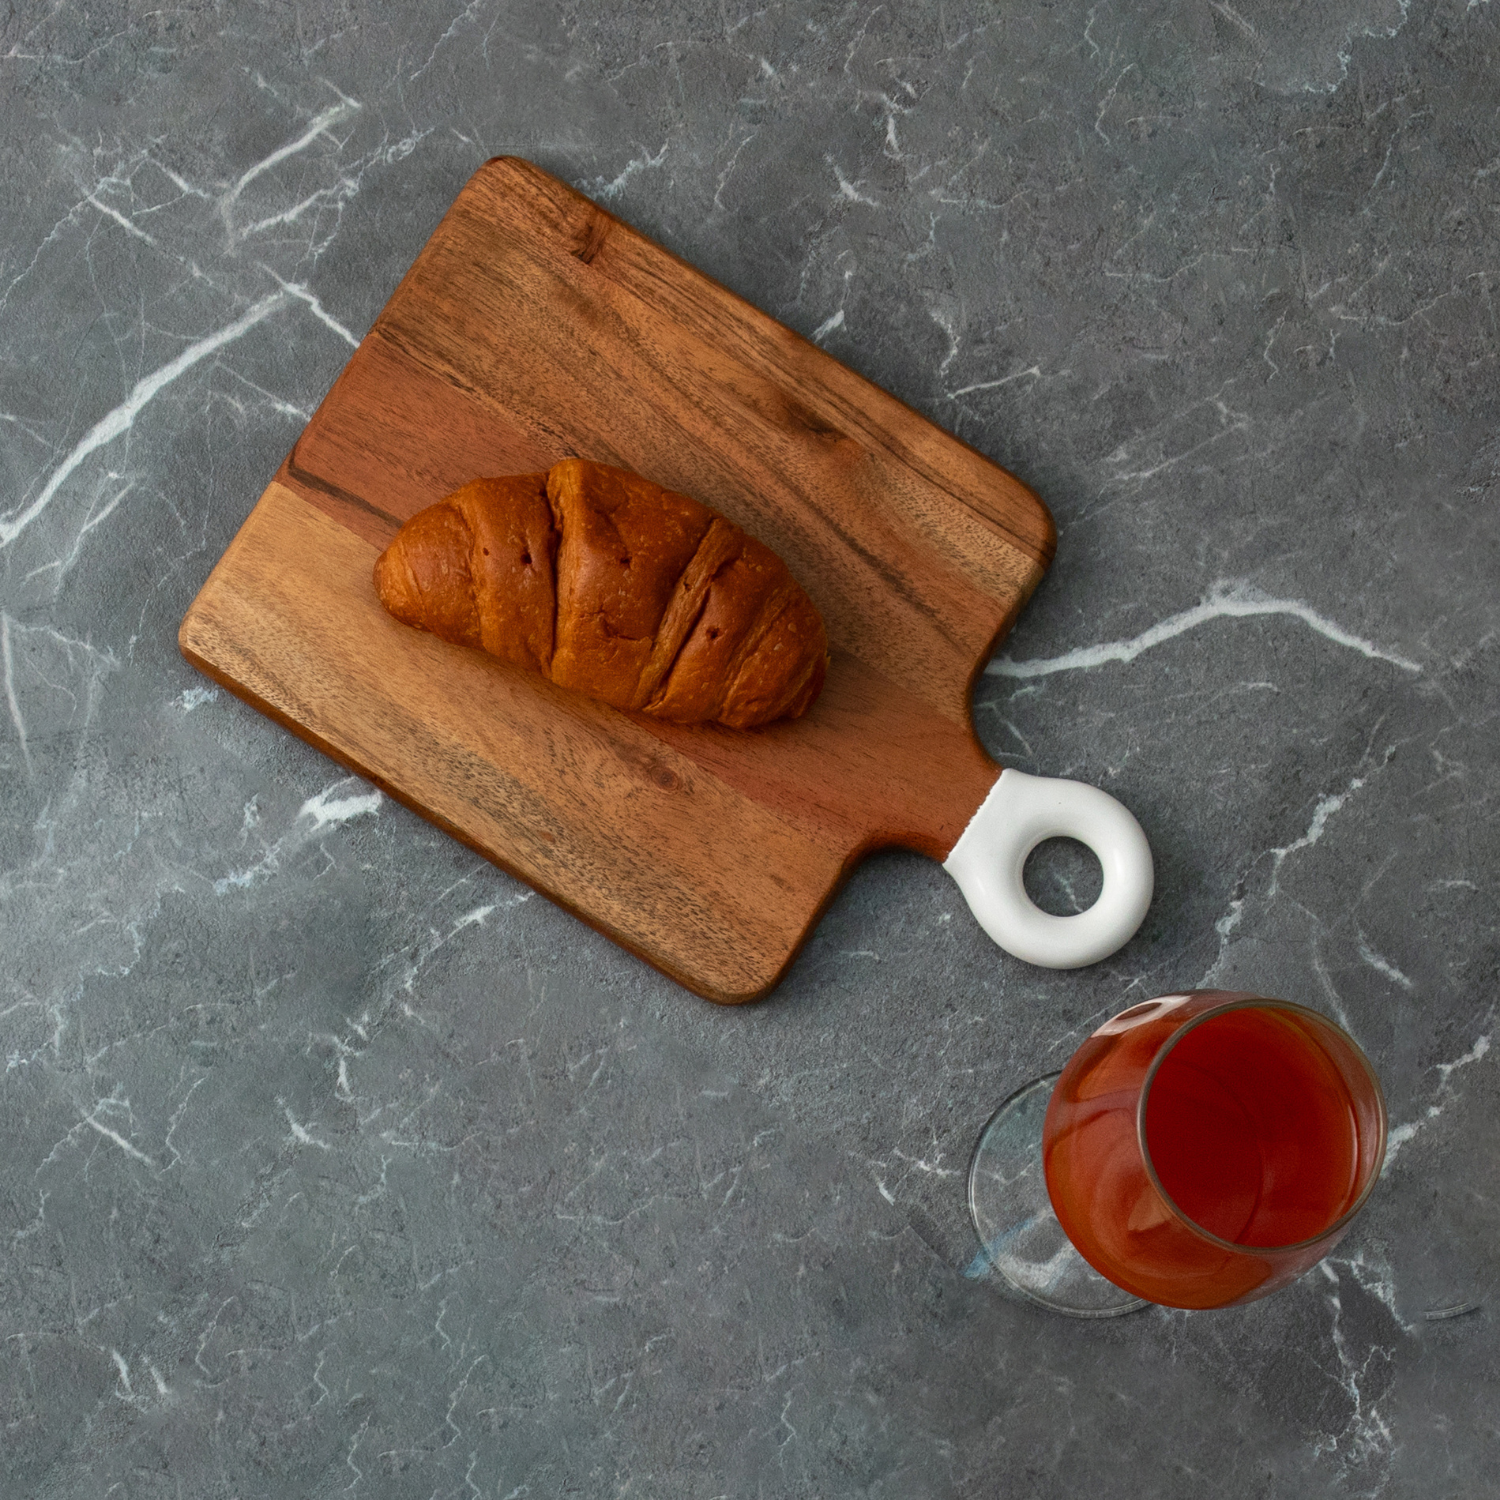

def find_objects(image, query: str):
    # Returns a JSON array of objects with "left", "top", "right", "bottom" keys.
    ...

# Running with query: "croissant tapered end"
[
  {"left": 644, "top": 530, "right": 829, "bottom": 729},
  {"left": 373, "top": 475, "right": 555, "bottom": 666},
  {"left": 373, "top": 502, "right": 482, "bottom": 649},
  {"left": 720, "top": 593, "right": 829, "bottom": 729}
]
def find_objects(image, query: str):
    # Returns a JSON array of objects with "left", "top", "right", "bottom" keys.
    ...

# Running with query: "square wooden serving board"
[{"left": 180, "top": 158, "right": 1055, "bottom": 1002}]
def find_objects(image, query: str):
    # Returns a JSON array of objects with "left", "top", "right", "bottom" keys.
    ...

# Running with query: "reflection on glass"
[{"left": 971, "top": 991, "right": 1387, "bottom": 1314}]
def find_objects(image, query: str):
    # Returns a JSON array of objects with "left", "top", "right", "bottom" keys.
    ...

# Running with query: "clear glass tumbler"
[
  {"left": 969, "top": 990, "right": 1387, "bottom": 1313},
  {"left": 1042, "top": 991, "right": 1388, "bottom": 1309}
]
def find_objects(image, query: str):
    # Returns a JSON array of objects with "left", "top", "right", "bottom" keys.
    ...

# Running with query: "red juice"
[
  {"left": 1043, "top": 993, "right": 1386, "bottom": 1309},
  {"left": 1143, "top": 1007, "right": 1362, "bottom": 1248}
]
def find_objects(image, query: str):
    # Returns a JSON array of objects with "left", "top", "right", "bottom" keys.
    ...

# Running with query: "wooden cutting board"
[{"left": 180, "top": 157, "right": 1055, "bottom": 1003}]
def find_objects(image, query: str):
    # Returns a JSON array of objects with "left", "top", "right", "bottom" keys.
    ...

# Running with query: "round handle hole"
[{"left": 1022, "top": 837, "right": 1103, "bottom": 917}]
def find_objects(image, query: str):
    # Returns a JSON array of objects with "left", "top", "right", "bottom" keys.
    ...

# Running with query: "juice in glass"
[{"left": 1042, "top": 991, "right": 1387, "bottom": 1310}]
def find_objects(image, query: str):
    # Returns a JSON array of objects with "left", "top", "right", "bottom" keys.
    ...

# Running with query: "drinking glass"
[{"left": 968, "top": 990, "right": 1387, "bottom": 1313}]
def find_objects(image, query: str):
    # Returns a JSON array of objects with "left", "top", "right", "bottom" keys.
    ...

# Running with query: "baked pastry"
[{"left": 373, "top": 459, "right": 828, "bottom": 728}]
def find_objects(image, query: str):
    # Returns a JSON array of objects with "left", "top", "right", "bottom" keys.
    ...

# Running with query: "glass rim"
[{"left": 1133, "top": 996, "right": 1389, "bottom": 1256}]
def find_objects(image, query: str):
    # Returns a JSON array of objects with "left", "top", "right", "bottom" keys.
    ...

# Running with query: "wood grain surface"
[{"left": 179, "top": 157, "right": 1054, "bottom": 1003}]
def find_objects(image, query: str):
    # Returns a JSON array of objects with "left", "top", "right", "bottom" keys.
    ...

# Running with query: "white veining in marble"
[
  {"left": 0, "top": 1, "right": 1496, "bottom": 1495},
  {"left": 0, "top": 293, "right": 287, "bottom": 549},
  {"left": 989, "top": 582, "right": 1423, "bottom": 680}
]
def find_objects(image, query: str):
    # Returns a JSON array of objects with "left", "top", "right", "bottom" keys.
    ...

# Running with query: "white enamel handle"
[{"left": 942, "top": 769, "right": 1153, "bottom": 969}]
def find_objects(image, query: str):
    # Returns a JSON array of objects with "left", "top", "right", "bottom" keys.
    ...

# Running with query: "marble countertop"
[{"left": 3, "top": 2, "right": 1497, "bottom": 1494}]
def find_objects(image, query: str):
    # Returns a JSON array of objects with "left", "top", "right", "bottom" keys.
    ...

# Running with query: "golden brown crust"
[
  {"left": 372, "top": 502, "right": 482, "bottom": 649},
  {"left": 445, "top": 475, "right": 557, "bottom": 672},
  {"left": 373, "top": 459, "right": 829, "bottom": 728},
  {"left": 546, "top": 459, "right": 716, "bottom": 710}
]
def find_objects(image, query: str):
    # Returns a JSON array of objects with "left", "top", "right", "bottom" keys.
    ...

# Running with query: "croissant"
[{"left": 373, "top": 459, "right": 828, "bottom": 729}]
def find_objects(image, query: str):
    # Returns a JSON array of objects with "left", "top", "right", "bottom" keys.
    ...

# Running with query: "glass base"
[{"left": 967, "top": 1073, "right": 1149, "bottom": 1318}]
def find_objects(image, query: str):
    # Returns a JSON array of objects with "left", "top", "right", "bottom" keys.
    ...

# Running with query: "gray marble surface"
[{"left": 2, "top": 1, "right": 1497, "bottom": 1494}]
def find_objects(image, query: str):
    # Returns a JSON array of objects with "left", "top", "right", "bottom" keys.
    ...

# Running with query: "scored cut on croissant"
[{"left": 373, "top": 459, "right": 829, "bottom": 729}]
